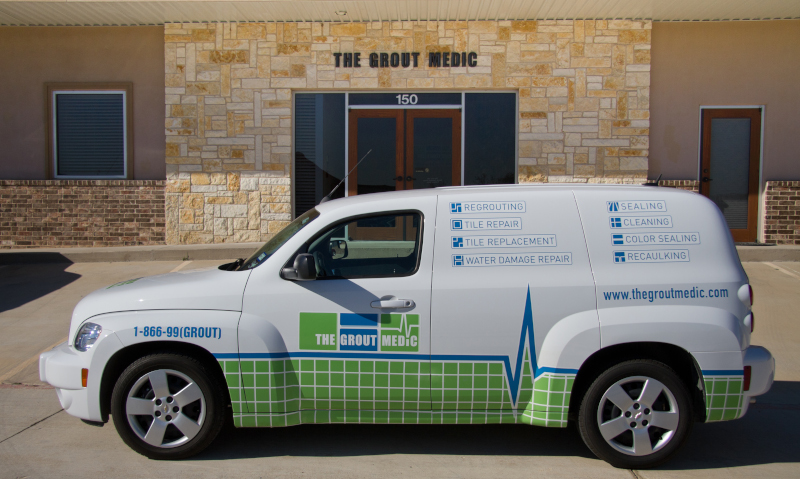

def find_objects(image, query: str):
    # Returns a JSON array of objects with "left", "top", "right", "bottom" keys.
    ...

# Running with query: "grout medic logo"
[{"left": 299, "top": 313, "right": 419, "bottom": 352}]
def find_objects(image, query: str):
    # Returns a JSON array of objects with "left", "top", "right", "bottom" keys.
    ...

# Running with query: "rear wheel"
[
  {"left": 578, "top": 360, "right": 693, "bottom": 469},
  {"left": 111, "top": 353, "right": 225, "bottom": 459}
]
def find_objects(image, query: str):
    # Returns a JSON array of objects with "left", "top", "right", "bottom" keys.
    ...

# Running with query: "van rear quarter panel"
[
  {"left": 428, "top": 188, "right": 600, "bottom": 425},
  {"left": 573, "top": 187, "right": 749, "bottom": 357},
  {"left": 431, "top": 188, "right": 599, "bottom": 372}
]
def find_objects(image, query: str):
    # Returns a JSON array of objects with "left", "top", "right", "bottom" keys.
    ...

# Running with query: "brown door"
[
  {"left": 347, "top": 109, "right": 405, "bottom": 197},
  {"left": 347, "top": 109, "right": 460, "bottom": 196},
  {"left": 405, "top": 109, "right": 461, "bottom": 191},
  {"left": 347, "top": 109, "right": 460, "bottom": 240},
  {"left": 700, "top": 108, "right": 761, "bottom": 242}
]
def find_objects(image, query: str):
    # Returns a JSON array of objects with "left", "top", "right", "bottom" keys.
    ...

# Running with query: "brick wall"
[
  {"left": 764, "top": 181, "right": 800, "bottom": 245},
  {"left": 654, "top": 180, "right": 800, "bottom": 244},
  {"left": 658, "top": 179, "right": 699, "bottom": 192},
  {"left": 0, "top": 180, "right": 166, "bottom": 248}
]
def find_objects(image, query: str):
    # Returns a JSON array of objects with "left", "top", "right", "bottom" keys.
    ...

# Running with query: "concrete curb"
[
  {"left": 736, "top": 245, "right": 800, "bottom": 262},
  {"left": 0, "top": 243, "right": 262, "bottom": 264},
  {"left": 1, "top": 243, "right": 798, "bottom": 264}
]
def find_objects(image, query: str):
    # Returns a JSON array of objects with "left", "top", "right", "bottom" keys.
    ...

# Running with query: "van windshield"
[{"left": 238, "top": 209, "right": 320, "bottom": 270}]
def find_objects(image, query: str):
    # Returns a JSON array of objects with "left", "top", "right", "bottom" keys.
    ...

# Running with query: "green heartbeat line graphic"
[{"left": 380, "top": 313, "right": 419, "bottom": 337}]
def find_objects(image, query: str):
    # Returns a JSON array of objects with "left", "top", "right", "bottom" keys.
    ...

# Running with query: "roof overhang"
[{"left": 2, "top": 0, "right": 799, "bottom": 26}]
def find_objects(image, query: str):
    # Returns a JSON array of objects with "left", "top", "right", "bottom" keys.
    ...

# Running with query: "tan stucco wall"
[
  {"left": 0, "top": 26, "right": 166, "bottom": 180},
  {"left": 650, "top": 20, "right": 800, "bottom": 181},
  {"left": 164, "top": 21, "right": 651, "bottom": 244}
]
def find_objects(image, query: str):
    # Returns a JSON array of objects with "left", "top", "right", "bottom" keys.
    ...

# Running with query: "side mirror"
[
  {"left": 330, "top": 239, "right": 348, "bottom": 260},
  {"left": 281, "top": 253, "right": 316, "bottom": 281}
]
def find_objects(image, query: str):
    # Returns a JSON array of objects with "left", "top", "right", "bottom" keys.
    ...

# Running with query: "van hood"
[{"left": 71, "top": 267, "right": 252, "bottom": 324}]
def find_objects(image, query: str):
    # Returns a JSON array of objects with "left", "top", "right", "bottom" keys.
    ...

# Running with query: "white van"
[{"left": 39, "top": 185, "right": 774, "bottom": 468}]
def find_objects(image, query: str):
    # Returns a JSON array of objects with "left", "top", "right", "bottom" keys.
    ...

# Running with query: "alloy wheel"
[
  {"left": 596, "top": 375, "right": 680, "bottom": 456},
  {"left": 125, "top": 369, "right": 206, "bottom": 448}
]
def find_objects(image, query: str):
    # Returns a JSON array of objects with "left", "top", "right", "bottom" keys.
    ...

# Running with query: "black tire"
[
  {"left": 111, "top": 353, "right": 226, "bottom": 460},
  {"left": 578, "top": 360, "right": 693, "bottom": 469}
]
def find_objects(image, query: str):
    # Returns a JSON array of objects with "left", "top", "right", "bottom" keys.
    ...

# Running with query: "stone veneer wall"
[
  {"left": 0, "top": 180, "right": 165, "bottom": 248},
  {"left": 764, "top": 181, "right": 800, "bottom": 244},
  {"left": 164, "top": 20, "right": 651, "bottom": 244}
]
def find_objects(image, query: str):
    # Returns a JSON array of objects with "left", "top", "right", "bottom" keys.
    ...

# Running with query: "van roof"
[{"left": 316, "top": 183, "right": 691, "bottom": 213}]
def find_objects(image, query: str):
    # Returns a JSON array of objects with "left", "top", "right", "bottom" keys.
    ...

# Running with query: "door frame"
[
  {"left": 698, "top": 106, "right": 765, "bottom": 243},
  {"left": 347, "top": 108, "right": 462, "bottom": 197},
  {"left": 340, "top": 91, "right": 518, "bottom": 196}
]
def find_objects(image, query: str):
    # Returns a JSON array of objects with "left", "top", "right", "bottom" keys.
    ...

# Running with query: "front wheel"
[
  {"left": 578, "top": 360, "right": 693, "bottom": 469},
  {"left": 111, "top": 353, "right": 226, "bottom": 459}
]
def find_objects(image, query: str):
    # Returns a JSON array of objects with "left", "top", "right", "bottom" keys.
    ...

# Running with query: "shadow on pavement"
[
  {"left": 0, "top": 252, "right": 73, "bottom": 265},
  {"left": 654, "top": 380, "right": 800, "bottom": 470},
  {"left": 0, "top": 258, "right": 81, "bottom": 313},
  {"left": 191, "top": 381, "right": 800, "bottom": 468},
  {"left": 198, "top": 422, "right": 593, "bottom": 461}
]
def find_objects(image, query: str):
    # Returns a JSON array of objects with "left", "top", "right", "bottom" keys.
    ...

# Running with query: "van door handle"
[{"left": 370, "top": 299, "right": 415, "bottom": 309}]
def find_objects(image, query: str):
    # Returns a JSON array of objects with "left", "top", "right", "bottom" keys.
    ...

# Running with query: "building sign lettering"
[{"left": 334, "top": 51, "right": 478, "bottom": 68}]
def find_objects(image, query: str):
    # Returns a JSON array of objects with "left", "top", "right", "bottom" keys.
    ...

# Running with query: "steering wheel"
[{"left": 312, "top": 251, "right": 328, "bottom": 277}]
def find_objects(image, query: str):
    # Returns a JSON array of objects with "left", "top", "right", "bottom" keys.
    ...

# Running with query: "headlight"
[{"left": 74, "top": 323, "right": 102, "bottom": 352}]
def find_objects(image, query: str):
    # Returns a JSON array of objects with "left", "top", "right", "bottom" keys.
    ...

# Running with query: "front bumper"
[
  {"left": 38, "top": 332, "right": 123, "bottom": 422},
  {"left": 39, "top": 343, "right": 96, "bottom": 420}
]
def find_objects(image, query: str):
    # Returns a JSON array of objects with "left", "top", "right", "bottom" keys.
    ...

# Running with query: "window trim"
[
  {"left": 46, "top": 82, "right": 134, "bottom": 180},
  {"left": 284, "top": 209, "right": 425, "bottom": 281}
]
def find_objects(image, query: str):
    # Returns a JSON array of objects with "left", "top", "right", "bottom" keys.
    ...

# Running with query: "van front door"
[
  {"left": 348, "top": 109, "right": 461, "bottom": 196},
  {"left": 237, "top": 200, "right": 436, "bottom": 426}
]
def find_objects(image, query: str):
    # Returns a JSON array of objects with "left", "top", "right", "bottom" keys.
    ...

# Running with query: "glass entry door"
[
  {"left": 347, "top": 109, "right": 461, "bottom": 196},
  {"left": 700, "top": 108, "right": 761, "bottom": 242}
]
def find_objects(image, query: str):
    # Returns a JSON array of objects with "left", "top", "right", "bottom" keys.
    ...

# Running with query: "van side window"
[{"left": 306, "top": 212, "right": 422, "bottom": 279}]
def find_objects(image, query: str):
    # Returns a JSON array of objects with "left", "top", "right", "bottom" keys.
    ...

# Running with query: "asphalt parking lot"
[{"left": 0, "top": 259, "right": 798, "bottom": 478}]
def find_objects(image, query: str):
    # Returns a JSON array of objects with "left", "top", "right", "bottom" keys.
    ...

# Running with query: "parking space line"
[
  {"left": 170, "top": 261, "right": 192, "bottom": 272},
  {"left": 0, "top": 409, "right": 63, "bottom": 445},
  {"left": 763, "top": 262, "right": 800, "bottom": 281},
  {"left": 0, "top": 337, "right": 68, "bottom": 383}
]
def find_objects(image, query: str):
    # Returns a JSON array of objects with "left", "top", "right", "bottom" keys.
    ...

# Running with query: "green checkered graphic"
[
  {"left": 703, "top": 375, "right": 745, "bottom": 422},
  {"left": 522, "top": 372, "right": 573, "bottom": 426},
  {"left": 220, "top": 350, "right": 575, "bottom": 428}
]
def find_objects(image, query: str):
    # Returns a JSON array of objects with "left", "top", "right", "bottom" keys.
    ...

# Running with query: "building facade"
[
  {"left": 1, "top": 2, "right": 798, "bottom": 246},
  {"left": 163, "top": 20, "right": 652, "bottom": 244}
]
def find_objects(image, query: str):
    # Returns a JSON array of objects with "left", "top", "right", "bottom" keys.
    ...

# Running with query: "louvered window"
[
  {"left": 464, "top": 93, "right": 516, "bottom": 186},
  {"left": 48, "top": 86, "right": 131, "bottom": 179},
  {"left": 294, "top": 93, "right": 345, "bottom": 217}
]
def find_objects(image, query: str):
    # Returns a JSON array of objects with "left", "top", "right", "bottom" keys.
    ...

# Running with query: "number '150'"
[{"left": 396, "top": 94, "right": 418, "bottom": 105}]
